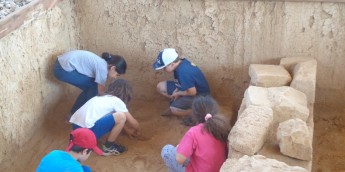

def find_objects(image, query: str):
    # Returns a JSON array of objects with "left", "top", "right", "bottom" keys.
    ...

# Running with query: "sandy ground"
[{"left": 0, "top": 98, "right": 343, "bottom": 172}]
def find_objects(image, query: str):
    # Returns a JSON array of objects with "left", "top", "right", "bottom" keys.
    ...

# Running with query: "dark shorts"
[
  {"left": 72, "top": 113, "right": 115, "bottom": 139},
  {"left": 166, "top": 81, "right": 195, "bottom": 110}
]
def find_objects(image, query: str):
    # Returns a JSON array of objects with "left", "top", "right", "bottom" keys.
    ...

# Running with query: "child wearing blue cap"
[{"left": 152, "top": 48, "right": 210, "bottom": 125}]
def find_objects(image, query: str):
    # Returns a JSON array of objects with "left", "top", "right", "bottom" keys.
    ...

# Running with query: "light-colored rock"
[
  {"left": 245, "top": 86, "right": 309, "bottom": 123},
  {"left": 290, "top": 60, "right": 317, "bottom": 104},
  {"left": 280, "top": 56, "right": 315, "bottom": 74},
  {"left": 277, "top": 118, "right": 312, "bottom": 161},
  {"left": 244, "top": 86, "right": 271, "bottom": 107},
  {"left": 244, "top": 86, "right": 310, "bottom": 144},
  {"left": 220, "top": 155, "right": 308, "bottom": 172},
  {"left": 237, "top": 98, "right": 246, "bottom": 118},
  {"left": 249, "top": 64, "right": 292, "bottom": 87},
  {"left": 268, "top": 87, "right": 309, "bottom": 122},
  {"left": 229, "top": 105, "right": 273, "bottom": 155},
  {"left": 228, "top": 144, "right": 246, "bottom": 159}
]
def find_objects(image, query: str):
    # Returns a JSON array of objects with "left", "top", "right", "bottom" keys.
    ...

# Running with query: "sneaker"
[
  {"left": 102, "top": 143, "right": 127, "bottom": 156},
  {"left": 181, "top": 116, "right": 196, "bottom": 126}
]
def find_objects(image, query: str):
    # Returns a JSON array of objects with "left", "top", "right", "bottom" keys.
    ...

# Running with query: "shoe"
[
  {"left": 182, "top": 116, "right": 196, "bottom": 126},
  {"left": 102, "top": 143, "right": 127, "bottom": 156}
]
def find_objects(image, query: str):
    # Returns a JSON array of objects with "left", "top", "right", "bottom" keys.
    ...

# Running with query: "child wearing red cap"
[
  {"left": 36, "top": 128, "right": 102, "bottom": 172},
  {"left": 70, "top": 79, "right": 140, "bottom": 156}
]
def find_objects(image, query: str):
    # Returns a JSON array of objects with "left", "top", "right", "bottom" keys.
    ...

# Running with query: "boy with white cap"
[
  {"left": 36, "top": 128, "right": 102, "bottom": 172},
  {"left": 152, "top": 48, "right": 210, "bottom": 125}
]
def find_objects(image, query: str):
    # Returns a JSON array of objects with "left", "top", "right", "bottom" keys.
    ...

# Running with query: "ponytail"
[
  {"left": 101, "top": 52, "right": 127, "bottom": 74},
  {"left": 192, "top": 95, "right": 231, "bottom": 143},
  {"left": 204, "top": 114, "right": 231, "bottom": 143},
  {"left": 102, "top": 52, "right": 112, "bottom": 62}
]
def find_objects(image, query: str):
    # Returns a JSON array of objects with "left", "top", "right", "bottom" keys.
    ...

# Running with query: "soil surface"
[{"left": 0, "top": 98, "right": 343, "bottom": 172}]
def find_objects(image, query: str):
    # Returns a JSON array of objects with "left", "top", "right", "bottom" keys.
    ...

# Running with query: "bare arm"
[
  {"left": 171, "top": 87, "right": 197, "bottom": 100},
  {"left": 176, "top": 152, "right": 188, "bottom": 165},
  {"left": 124, "top": 112, "right": 140, "bottom": 136},
  {"left": 97, "top": 84, "right": 106, "bottom": 95}
]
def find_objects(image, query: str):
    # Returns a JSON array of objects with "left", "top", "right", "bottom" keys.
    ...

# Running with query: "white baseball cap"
[{"left": 152, "top": 48, "right": 178, "bottom": 70}]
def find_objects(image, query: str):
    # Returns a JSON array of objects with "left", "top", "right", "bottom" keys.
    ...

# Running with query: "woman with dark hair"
[
  {"left": 161, "top": 95, "right": 231, "bottom": 172},
  {"left": 53, "top": 50, "right": 127, "bottom": 115}
]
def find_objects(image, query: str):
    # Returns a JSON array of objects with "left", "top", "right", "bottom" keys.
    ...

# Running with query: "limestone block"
[
  {"left": 245, "top": 86, "right": 309, "bottom": 123},
  {"left": 277, "top": 118, "right": 312, "bottom": 161},
  {"left": 229, "top": 105, "right": 273, "bottom": 155},
  {"left": 268, "top": 87, "right": 309, "bottom": 122},
  {"left": 227, "top": 144, "right": 246, "bottom": 159},
  {"left": 244, "top": 86, "right": 271, "bottom": 107},
  {"left": 220, "top": 155, "right": 308, "bottom": 172},
  {"left": 237, "top": 98, "right": 246, "bottom": 118},
  {"left": 249, "top": 64, "right": 292, "bottom": 87},
  {"left": 280, "top": 56, "right": 314, "bottom": 74},
  {"left": 290, "top": 60, "right": 317, "bottom": 104}
]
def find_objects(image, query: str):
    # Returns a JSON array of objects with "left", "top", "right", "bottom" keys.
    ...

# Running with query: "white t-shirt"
[
  {"left": 58, "top": 50, "right": 108, "bottom": 86},
  {"left": 69, "top": 95, "right": 128, "bottom": 128}
]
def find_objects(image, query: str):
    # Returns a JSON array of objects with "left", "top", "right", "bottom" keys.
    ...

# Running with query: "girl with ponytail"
[
  {"left": 53, "top": 50, "right": 127, "bottom": 115},
  {"left": 161, "top": 95, "right": 231, "bottom": 172}
]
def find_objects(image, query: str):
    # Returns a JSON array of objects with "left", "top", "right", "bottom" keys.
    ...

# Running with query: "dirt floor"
[{"left": 0, "top": 98, "right": 343, "bottom": 172}]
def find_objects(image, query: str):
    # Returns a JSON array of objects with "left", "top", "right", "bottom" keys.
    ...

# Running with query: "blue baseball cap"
[{"left": 152, "top": 48, "right": 178, "bottom": 70}]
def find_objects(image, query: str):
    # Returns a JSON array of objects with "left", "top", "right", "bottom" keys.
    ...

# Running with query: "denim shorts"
[
  {"left": 72, "top": 113, "right": 115, "bottom": 139},
  {"left": 166, "top": 81, "right": 194, "bottom": 110}
]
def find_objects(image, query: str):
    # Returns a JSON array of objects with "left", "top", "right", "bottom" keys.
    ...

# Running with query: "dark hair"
[
  {"left": 68, "top": 134, "right": 92, "bottom": 154},
  {"left": 102, "top": 52, "right": 127, "bottom": 74},
  {"left": 192, "top": 95, "right": 231, "bottom": 143},
  {"left": 103, "top": 79, "right": 132, "bottom": 105},
  {"left": 69, "top": 145, "right": 92, "bottom": 154}
]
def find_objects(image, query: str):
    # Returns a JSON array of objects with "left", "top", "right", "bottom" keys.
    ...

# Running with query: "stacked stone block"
[{"left": 222, "top": 57, "right": 316, "bottom": 172}]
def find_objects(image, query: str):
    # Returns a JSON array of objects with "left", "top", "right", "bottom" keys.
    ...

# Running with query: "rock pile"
[{"left": 222, "top": 57, "right": 317, "bottom": 171}]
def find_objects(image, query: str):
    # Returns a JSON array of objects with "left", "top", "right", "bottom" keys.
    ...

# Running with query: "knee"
[
  {"left": 156, "top": 81, "right": 166, "bottom": 93},
  {"left": 161, "top": 144, "right": 175, "bottom": 159},
  {"left": 113, "top": 112, "right": 126, "bottom": 124}
]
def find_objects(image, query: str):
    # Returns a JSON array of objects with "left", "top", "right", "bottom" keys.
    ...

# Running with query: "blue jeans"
[
  {"left": 53, "top": 60, "right": 98, "bottom": 114},
  {"left": 161, "top": 144, "right": 188, "bottom": 172}
]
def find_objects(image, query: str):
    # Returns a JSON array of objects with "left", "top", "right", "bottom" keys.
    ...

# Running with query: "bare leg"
[
  {"left": 106, "top": 112, "right": 126, "bottom": 142},
  {"left": 157, "top": 81, "right": 172, "bottom": 99}
]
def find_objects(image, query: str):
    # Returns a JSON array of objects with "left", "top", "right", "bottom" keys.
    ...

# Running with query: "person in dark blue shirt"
[{"left": 152, "top": 48, "right": 210, "bottom": 125}]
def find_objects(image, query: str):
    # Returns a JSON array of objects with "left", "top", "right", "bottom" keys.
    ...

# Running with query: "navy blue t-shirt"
[{"left": 173, "top": 59, "right": 210, "bottom": 94}]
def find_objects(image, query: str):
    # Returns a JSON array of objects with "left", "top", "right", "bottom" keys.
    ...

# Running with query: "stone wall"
[{"left": 0, "top": 0, "right": 79, "bottom": 164}]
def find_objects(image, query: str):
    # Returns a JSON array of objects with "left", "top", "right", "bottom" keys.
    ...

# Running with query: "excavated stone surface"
[
  {"left": 220, "top": 155, "right": 308, "bottom": 172},
  {"left": 249, "top": 64, "right": 292, "bottom": 87},
  {"left": 280, "top": 57, "right": 315, "bottom": 74},
  {"left": 277, "top": 118, "right": 313, "bottom": 161},
  {"left": 229, "top": 105, "right": 273, "bottom": 155},
  {"left": 290, "top": 60, "right": 317, "bottom": 104},
  {"left": 245, "top": 86, "right": 309, "bottom": 123}
]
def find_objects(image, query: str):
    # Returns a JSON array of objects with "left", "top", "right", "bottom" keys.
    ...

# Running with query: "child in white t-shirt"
[{"left": 69, "top": 79, "right": 140, "bottom": 156}]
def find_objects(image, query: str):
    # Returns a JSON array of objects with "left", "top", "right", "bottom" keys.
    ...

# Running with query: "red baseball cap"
[{"left": 66, "top": 128, "right": 103, "bottom": 155}]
